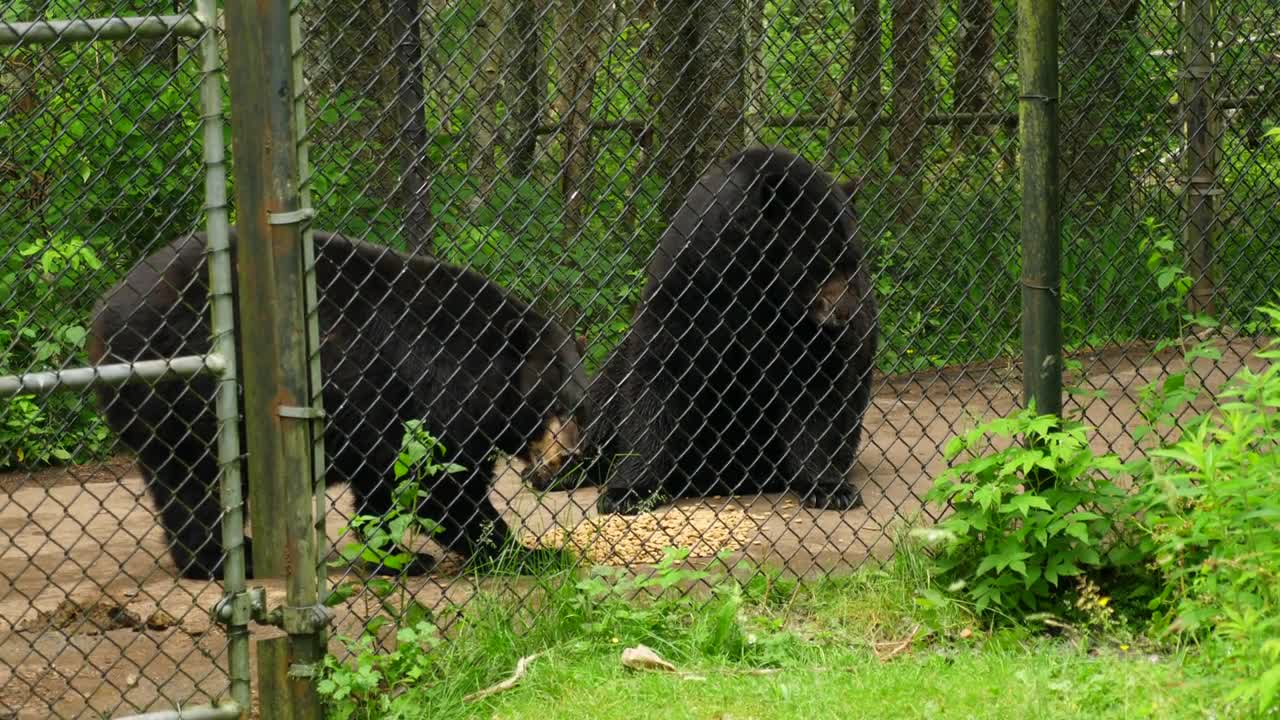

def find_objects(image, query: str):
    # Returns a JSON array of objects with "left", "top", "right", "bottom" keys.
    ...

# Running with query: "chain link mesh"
[
  {"left": 1, "top": 2, "right": 234, "bottom": 716},
  {"left": 1, "top": 0, "right": 1277, "bottom": 716}
]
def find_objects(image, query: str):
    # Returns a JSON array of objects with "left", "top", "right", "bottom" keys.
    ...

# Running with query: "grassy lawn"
[
  {"left": 478, "top": 638, "right": 1217, "bottom": 719},
  {"left": 320, "top": 546, "right": 1244, "bottom": 720}
]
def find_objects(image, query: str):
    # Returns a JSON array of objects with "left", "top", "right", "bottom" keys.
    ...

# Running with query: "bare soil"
[{"left": 0, "top": 335, "right": 1265, "bottom": 719}]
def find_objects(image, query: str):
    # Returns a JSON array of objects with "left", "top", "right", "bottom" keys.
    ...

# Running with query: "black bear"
[
  {"left": 89, "top": 229, "right": 588, "bottom": 580},
  {"left": 563, "top": 147, "right": 878, "bottom": 514}
]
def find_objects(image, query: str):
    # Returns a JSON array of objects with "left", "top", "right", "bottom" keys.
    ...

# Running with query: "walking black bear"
[
  {"left": 89, "top": 229, "right": 588, "bottom": 580},
  {"left": 562, "top": 147, "right": 878, "bottom": 514}
]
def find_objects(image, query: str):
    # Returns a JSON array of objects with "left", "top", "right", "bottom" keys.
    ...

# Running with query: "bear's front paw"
[{"left": 800, "top": 482, "right": 863, "bottom": 511}]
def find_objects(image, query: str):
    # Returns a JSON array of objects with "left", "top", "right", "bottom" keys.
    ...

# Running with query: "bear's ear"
[{"left": 757, "top": 170, "right": 800, "bottom": 224}]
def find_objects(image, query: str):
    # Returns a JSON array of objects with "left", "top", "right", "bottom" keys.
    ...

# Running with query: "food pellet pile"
[{"left": 522, "top": 507, "right": 760, "bottom": 565}]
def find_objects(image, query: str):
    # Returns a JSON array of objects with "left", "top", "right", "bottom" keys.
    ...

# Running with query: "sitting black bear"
[
  {"left": 559, "top": 147, "right": 877, "bottom": 514},
  {"left": 89, "top": 229, "right": 587, "bottom": 580}
]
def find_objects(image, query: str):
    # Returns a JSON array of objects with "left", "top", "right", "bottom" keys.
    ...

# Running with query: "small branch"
[
  {"left": 873, "top": 624, "right": 921, "bottom": 662},
  {"left": 463, "top": 652, "right": 544, "bottom": 703}
]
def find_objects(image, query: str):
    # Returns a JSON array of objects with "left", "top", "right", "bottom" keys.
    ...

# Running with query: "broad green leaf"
[
  {"left": 1065, "top": 523, "right": 1090, "bottom": 543},
  {"left": 1004, "top": 494, "right": 1052, "bottom": 516}
]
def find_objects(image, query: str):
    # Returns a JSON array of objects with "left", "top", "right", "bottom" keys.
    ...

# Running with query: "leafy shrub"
[
  {"left": 924, "top": 303, "right": 1280, "bottom": 714},
  {"left": 0, "top": 235, "right": 113, "bottom": 468},
  {"left": 1126, "top": 305, "right": 1280, "bottom": 713},
  {"left": 922, "top": 410, "right": 1143, "bottom": 615},
  {"left": 322, "top": 421, "right": 454, "bottom": 636}
]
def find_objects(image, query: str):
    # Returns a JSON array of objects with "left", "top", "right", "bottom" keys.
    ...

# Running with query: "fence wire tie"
[
  {"left": 1019, "top": 277, "right": 1058, "bottom": 292},
  {"left": 1018, "top": 94, "right": 1059, "bottom": 103},
  {"left": 267, "top": 207, "right": 316, "bottom": 225},
  {"left": 278, "top": 405, "right": 325, "bottom": 420}
]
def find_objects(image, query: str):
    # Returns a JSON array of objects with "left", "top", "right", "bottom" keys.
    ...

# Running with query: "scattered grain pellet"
[{"left": 520, "top": 507, "right": 760, "bottom": 565}]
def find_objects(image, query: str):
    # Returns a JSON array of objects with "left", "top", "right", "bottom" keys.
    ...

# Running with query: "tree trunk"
[
  {"left": 742, "top": 0, "right": 768, "bottom": 144},
  {"left": 829, "top": 0, "right": 884, "bottom": 172},
  {"left": 503, "top": 0, "right": 546, "bottom": 178},
  {"left": 953, "top": 0, "right": 994, "bottom": 144},
  {"left": 622, "top": 0, "right": 659, "bottom": 241},
  {"left": 1181, "top": 0, "right": 1217, "bottom": 317},
  {"left": 304, "top": 0, "right": 402, "bottom": 231},
  {"left": 1059, "top": 0, "right": 1140, "bottom": 205},
  {"left": 471, "top": 0, "right": 505, "bottom": 197},
  {"left": 555, "top": 0, "right": 606, "bottom": 247},
  {"left": 653, "top": 0, "right": 702, "bottom": 221},
  {"left": 854, "top": 0, "right": 884, "bottom": 170},
  {"left": 890, "top": 0, "right": 933, "bottom": 223},
  {"left": 701, "top": 0, "right": 747, "bottom": 158},
  {"left": 393, "top": 0, "right": 433, "bottom": 254},
  {"left": 653, "top": 0, "right": 746, "bottom": 222}
]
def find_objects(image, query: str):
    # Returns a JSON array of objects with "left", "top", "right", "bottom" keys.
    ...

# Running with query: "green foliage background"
[{"left": 1, "top": 0, "right": 1279, "bottom": 468}]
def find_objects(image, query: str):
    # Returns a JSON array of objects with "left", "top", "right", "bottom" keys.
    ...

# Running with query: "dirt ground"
[{"left": 0, "top": 335, "right": 1265, "bottom": 719}]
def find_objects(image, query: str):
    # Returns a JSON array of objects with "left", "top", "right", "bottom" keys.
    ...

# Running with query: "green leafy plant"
[
  {"left": 317, "top": 620, "right": 443, "bottom": 720},
  {"left": 1126, "top": 304, "right": 1280, "bottom": 714},
  {"left": 925, "top": 302, "right": 1280, "bottom": 714},
  {"left": 1137, "top": 217, "right": 1196, "bottom": 327},
  {"left": 318, "top": 544, "right": 742, "bottom": 718},
  {"left": 323, "top": 421, "right": 457, "bottom": 636},
  {"left": 0, "top": 235, "right": 113, "bottom": 468},
  {"left": 921, "top": 410, "right": 1141, "bottom": 615},
  {"left": 571, "top": 546, "right": 730, "bottom": 641}
]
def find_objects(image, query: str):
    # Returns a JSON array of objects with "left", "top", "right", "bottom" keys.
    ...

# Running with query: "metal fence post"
[
  {"left": 195, "top": 0, "right": 253, "bottom": 711},
  {"left": 1, "top": 6, "right": 252, "bottom": 718},
  {"left": 222, "top": 0, "right": 327, "bottom": 717},
  {"left": 1182, "top": 0, "right": 1219, "bottom": 318},
  {"left": 1017, "top": 0, "right": 1062, "bottom": 418}
]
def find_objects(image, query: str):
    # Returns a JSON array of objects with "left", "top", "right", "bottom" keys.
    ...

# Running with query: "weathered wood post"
[
  {"left": 223, "top": 0, "right": 328, "bottom": 716},
  {"left": 1182, "top": 0, "right": 1219, "bottom": 318},
  {"left": 1017, "top": 0, "right": 1062, "bottom": 417}
]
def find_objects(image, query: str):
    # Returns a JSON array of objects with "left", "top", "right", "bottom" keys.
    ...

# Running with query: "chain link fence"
[{"left": 1, "top": 0, "right": 1277, "bottom": 716}]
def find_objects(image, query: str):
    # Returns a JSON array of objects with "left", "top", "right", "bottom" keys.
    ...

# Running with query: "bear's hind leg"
[
  {"left": 141, "top": 447, "right": 249, "bottom": 580},
  {"left": 772, "top": 385, "right": 863, "bottom": 511}
]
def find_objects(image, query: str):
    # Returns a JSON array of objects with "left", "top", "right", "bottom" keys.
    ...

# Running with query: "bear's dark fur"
[
  {"left": 565, "top": 147, "right": 878, "bottom": 514},
  {"left": 89, "top": 229, "right": 588, "bottom": 580}
]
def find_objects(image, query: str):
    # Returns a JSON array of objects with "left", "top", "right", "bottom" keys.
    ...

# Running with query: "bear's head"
[
  {"left": 503, "top": 315, "right": 590, "bottom": 486},
  {"left": 723, "top": 147, "right": 867, "bottom": 328}
]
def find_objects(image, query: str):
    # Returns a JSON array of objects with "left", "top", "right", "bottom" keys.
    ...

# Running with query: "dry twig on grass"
[
  {"left": 873, "top": 624, "right": 921, "bottom": 662},
  {"left": 463, "top": 652, "right": 544, "bottom": 702}
]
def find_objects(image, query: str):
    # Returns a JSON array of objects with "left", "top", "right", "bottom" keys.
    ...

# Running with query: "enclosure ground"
[{"left": 0, "top": 335, "right": 1263, "bottom": 718}]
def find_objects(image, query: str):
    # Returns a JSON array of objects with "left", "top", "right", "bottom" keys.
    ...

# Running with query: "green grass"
[
  {"left": 318, "top": 542, "right": 1250, "bottom": 720},
  {"left": 479, "top": 639, "right": 1214, "bottom": 720}
]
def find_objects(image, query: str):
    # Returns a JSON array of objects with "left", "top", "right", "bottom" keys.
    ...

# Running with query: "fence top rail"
[
  {"left": 112, "top": 703, "right": 243, "bottom": 720},
  {"left": 0, "top": 354, "right": 226, "bottom": 398},
  {"left": 0, "top": 13, "right": 206, "bottom": 46}
]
